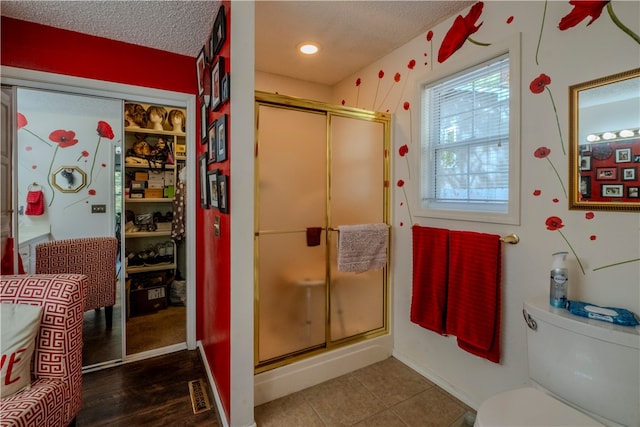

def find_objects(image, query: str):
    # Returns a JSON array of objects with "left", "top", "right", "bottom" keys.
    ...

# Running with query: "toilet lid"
[{"left": 475, "top": 387, "right": 604, "bottom": 427}]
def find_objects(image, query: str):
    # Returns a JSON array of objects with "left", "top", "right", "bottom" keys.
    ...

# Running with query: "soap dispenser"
[{"left": 550, "top": 251, "right": 568, "bottom": 308}]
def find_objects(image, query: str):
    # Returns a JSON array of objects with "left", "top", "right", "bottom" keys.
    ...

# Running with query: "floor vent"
[{"left": 188, "top": 379, "right": 212, "bottom": 414}]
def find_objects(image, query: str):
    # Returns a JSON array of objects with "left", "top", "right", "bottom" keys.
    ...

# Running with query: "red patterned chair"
[
  {"left": 35, "top": 237, "right": 118, "bottom": 329},
  {"left": 0, "top": 274, "right": 87, "bottom": 427}
]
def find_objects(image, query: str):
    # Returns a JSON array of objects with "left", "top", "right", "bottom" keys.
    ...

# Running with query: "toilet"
[{"left": 475, "top": 296, "right": 640, "bottom": 427}]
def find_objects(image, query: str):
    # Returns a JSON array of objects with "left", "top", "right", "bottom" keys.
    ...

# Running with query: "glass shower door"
[
  {"left": 329, "top": 115, "right": 387, "bottom": 341},
  {"left": 256, "top": 105, "right": 327, "bottom": 363}
]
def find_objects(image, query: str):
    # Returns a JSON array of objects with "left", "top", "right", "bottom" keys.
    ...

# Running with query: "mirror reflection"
[
  {"left": 569, "top": 68, "right": 640, "bottom": 211},
  {"left": 51, "top": 166, "right": 87, "bottom": 193}
]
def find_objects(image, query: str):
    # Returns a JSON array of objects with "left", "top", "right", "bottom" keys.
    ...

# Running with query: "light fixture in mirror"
[
  {"left": 51, "top": 166, "right": 87, "bottom": 193},
  {"left": 569, "top": 68, "right": 640, "bottom": 212}
]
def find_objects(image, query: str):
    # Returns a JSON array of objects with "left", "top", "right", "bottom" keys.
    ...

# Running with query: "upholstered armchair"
[
  {"left": 35, "top": 237, "right": 118, "bottom": 328},
  {"left": 0, "top": 273, "right": 88, "bottom": 427}
]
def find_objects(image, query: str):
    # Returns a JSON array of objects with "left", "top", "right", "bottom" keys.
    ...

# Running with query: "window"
[{"left": 419, "top": 49, "right": 520, "bottom": 224}]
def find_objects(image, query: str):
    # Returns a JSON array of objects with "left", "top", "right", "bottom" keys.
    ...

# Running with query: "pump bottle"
[{"left": 550, "top": 251, "right": 568, "bottom": 308}]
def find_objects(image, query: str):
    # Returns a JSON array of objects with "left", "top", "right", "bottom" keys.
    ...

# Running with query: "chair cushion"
[{"left": 1, "top": 302, "right": 43, "bottom": 398}]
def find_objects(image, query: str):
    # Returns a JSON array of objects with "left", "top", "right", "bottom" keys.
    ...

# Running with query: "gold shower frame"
[{"left": 254, "top": 91, "right": 392, "bottom": 373}]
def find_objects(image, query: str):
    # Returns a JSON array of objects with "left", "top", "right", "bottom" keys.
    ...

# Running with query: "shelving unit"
[{"left": 123, "top": 109, "right": 186, "bottom": 316}]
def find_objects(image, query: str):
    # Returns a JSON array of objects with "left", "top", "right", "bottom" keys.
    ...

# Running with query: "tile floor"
[{"left": 254, "top": 357, "right": 476, "bottom": 427}]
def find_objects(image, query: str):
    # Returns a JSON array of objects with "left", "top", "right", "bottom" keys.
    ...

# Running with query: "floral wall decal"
[
  {"left": 559, "top": 1, "right": 640, "bottom": 44},
  {"left": 47, "top": 129, "right": 79, "bottom": 206},
  {"left": 535, "top": 0, "right": 548, "bottom": 65},
  {"left": 530, "top": 73, "right": 565, "bottom": 155},
  {"left": 17, "top": 113, "right": 51, "bottom": 147},
  {"left": 534, "top": 147, "right": 567, "bottom": 199},
  {"left": 545, "top": 216, "right": 585, "bottom": 275},
  {"left": 372, "top": 69, "right": 385, "bottom": 110},
  {"left": 88, "top": 120, "right": 115, "bottom": 187},
  {"left": 397, "top": 179, "right": 413, "bottom": 226},
  {"left": 438, "top": 1, "right": 490, "bottom": 63}
]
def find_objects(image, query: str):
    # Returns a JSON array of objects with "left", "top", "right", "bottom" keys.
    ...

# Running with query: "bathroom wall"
[
  {"left": 331, "top": 0, "right": 640, "bottom": 408},
  {"left": 256, "top": 71, "right": 332, "bottom": 102}
]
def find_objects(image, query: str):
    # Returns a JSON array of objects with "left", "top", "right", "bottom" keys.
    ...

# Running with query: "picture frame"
[
  {"left": 615, "top": 148, "right": 632, "bottom": 163},
  {"left": 595, "top": 167, "right": 617, "bottom": 181},
  {"left": 207, "top": 122, "right": 217, "bottom": 163},
  {"left": 207, "top": 169, "right": 220, "bottom": 209},
  {"left": 196, "top": 47, "right": 206, "bottom": 96},
  {"left": 628, "top": 186, "right": 639, "bottom": 198},
  {"left": 218, "top": 174, "right": 228, "bottom": 213},
  {"left": 579, "top": 155, "right": 591, "bottom": 171},
  {"left": 200, "top": 102, "right": 208, "bottom": 144},
  {"left": 579, "top": 175, "right": 591, "bottom": 199},
  {"left": 622, "top": 167, "right": 637, "bottom": 181},
  {"left": 212, "top": 5, "right": 226, "bottom": 56},
  {"left": 199, "top": 154, "right": 209, "bottom": 208},
  {"left": 210, "top": 56, "right": 225, "bottom": 112},
  {"left": 221, "top": 73, "right": 230, "bottom": 105},
  {"left": 601, "top": 184, "right": 624, "bottom": 197},
  {"left": 216, "top": 114, "right": 227, "bottom": 162}
]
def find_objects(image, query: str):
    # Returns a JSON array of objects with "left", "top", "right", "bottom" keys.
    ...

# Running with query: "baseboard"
[
  {"left": 254, "top": 334, "right": 393, "bottom": 406},
  {"left": 197, "top": 341, "right": 232, "bottom": 427},
  {"left": 392, "top": 350, "right": 478, "bottom": 410}
]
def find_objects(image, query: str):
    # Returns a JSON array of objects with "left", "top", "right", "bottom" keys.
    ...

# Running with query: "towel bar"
[{"left": 500, "top": 234, "right": 519, "bottom": 244}]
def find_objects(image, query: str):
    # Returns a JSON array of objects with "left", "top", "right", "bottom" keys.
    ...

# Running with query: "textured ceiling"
[{"left": 1, "top": 0, "right": 473, "bottom": 86}]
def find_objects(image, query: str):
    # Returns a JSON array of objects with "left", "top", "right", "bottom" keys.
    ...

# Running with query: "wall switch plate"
[{"left": 91, "top": 204, "right": 106, "bottom": 213}]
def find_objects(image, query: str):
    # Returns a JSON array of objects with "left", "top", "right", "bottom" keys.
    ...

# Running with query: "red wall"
[
  {"left": 2, "top": 14, "right": 233, "bottom": 423},
  {"left": 196, "top": 1, "right": 232, "bottom": 423}
]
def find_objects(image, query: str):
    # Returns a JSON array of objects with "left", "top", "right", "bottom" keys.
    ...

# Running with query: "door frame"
[{"left": 2, "top": 66, "right": 197, "bottom": 365}]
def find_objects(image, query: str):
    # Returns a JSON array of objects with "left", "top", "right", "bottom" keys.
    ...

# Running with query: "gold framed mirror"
[
  {"left": 569, "top": 68, "right": 640, "bottom": 212},
  {"left": 51, "top": 166, "right": 87, "bottom": 193}
]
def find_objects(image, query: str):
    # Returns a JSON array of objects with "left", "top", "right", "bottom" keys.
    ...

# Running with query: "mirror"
[
  {"left": 569, "top": 68, "right": 640, "bottom": 212},
  {"left": 51, "top": 166, "right": 87, "bottom": 193}
]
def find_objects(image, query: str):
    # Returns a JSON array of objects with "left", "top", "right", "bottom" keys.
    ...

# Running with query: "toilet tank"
[{"left": 524, "top": 296, "right": 639, "bottom": 427}]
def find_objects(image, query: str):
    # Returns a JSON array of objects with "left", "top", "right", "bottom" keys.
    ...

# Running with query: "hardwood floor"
[{"left": 78, "top": 350, "right": 220, "bottom": 426}]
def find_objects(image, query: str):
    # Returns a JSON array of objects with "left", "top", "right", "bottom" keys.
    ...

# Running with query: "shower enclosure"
[{"left": 254, "top": 92, "right": 390, "bottom": 371}]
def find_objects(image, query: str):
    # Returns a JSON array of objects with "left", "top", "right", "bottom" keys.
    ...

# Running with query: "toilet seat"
[{"left": 475, "top": 387, "right": 604, "bottom": 426}]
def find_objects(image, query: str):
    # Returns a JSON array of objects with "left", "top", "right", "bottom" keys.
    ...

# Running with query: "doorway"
[
  {"left": 254, "top": 92, "right": 391, "bottom": 371},
  {"left": 3, "top": 69, "right": 196, "bottom": 370}
]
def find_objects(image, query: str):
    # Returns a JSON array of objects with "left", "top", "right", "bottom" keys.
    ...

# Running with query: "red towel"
[
  {"left": 445, "top": 230, "right": 502, "bottom": 363},
  {"left": 306, "top": 227, "right": 322, "bottom": 247},
  {"left": 410, "top": 225, "right": 449, "bottom": 334}
]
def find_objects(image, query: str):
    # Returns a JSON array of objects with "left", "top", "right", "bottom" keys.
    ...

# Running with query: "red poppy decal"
[
  {"left": 438, "top": 1, "right": 485, "bottom": 63},
  {"left": 545, "top": 216, "right": 564, "bottom": 231},
  {"left": 97, "top": 121, "right": 114, "bottom": 139},
  {"left": 426, "top": 30, "right": 434, "bottom": 42},
  {"left": 378, "top": 70, "right": 385, "bottom": 79},
  {"left": 81, "top": 150, "right": 89, "bottom": 157},
  {"left": 49, "top": 130, "right": 78, "bottom": 148},
  {"left": 590, "top": 235, "right": 597, "bottom": 241},
  {"left": 394, "top": 72, "right": 401, "bottom": 83},
  {"left": 534, "top": 146, "right": 551, "bottom": 158},
  {"left": 397, "top": 179, "right": 405, "bottom": 187},
  {"left": 585, "top": 212, "right": 595, "bottom": 220},
  {"left": 408, "top": 59, "right": 416, "bottom": 69},
  {"left": 403, "top": 102, "right": 411, "bottom": 111},
  {"left": 552, "top": 198, "right": 559, "bottom": 203},
  {"left": 558, "top": 1, "right": 609, "bottom": 30},
  {"left": 399, "top": 145, "right": 409, "bottom": 157},
  {"left": 25, "top": 146, "right": 33, "bottom": 152},
  {"left": 341, "top": 100, "right": 346, "bottom": 105},
  {"left": 530, "top": 73, "right": 551, "bottom": 94},
  {"left": 507, "top": 16, "right": 514, "bottom": 24},
  {"left": 17, "top": 112, "right": 28, "bottom": 129},
  {"left": 533, "top": 189, "right": 541, "bottom": 196},
  {"left": 355, "top": 78, "right": 361, "bottom": 87},
  {"left": 88, "top": 189, "right": 97, "bottom": 196}
]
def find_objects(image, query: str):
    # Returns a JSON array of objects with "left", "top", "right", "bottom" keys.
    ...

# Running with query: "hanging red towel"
[
  {"left": 306, "top": 227, "right": 322, "bottom": 247},
  {"left": 1, "top": 237, "right": 26, "bottom": 275},
  {"left": 25, "top": 188, "right": 44, "bottom": 216},
  {"left": 445, "top": 230, "right": 502, "bottom": 363},
  {"left": 410, "top": 225, "right": 449, "bottom": 334}
]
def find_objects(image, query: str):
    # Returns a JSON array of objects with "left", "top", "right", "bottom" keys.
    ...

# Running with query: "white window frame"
[{"left": 415, "top": 35, "right": 521, "bottom": 225}]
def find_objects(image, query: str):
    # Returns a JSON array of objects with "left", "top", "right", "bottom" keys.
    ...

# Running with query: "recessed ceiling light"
[{"left": 298, "top": 42, "right": 319, "bottom": 55}]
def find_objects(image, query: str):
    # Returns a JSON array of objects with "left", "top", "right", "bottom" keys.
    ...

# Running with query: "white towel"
[{"left": 337, "top": 223, "right": 389, "bottom": 273}]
